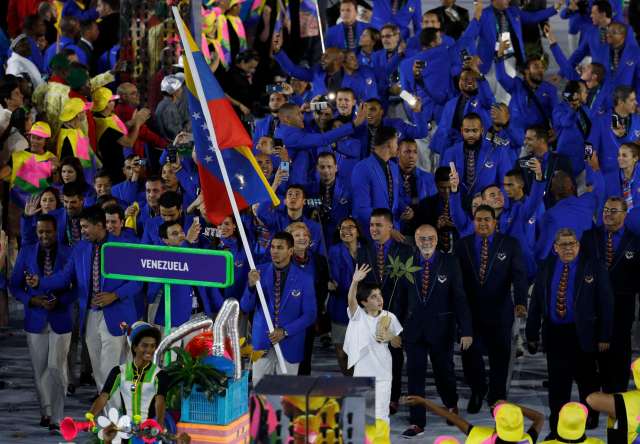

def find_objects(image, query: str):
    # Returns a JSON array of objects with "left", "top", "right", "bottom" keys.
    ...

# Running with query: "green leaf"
[
  {"left": 405, "top": 274, "right": 415, "bottom": 285},
  {"left": 407, "top": 265, "right": 422, "bottom": 273}
]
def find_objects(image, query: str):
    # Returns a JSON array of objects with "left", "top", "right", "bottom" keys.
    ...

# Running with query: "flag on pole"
[{"left": 178, "top": 15, "right": 280, "bottom": 224}]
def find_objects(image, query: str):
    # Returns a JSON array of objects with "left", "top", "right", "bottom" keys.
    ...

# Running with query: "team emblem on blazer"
[
  {"left": 408, "top": 6, "right": 415, "bottom": 12},
  {"left": 635, "top": 130, "right": 640, "bottom": 138},
  {"left": 340, "top": 197, "right": 348, "bottom": 204},
  {"left": 471, "top": 99, "right": 478, "bottom": 107},
  {"left": 627, "top": 60, "right": 635, "bottom": 66},
  {"left": 625, "top": 250, "right": 635, "bottom": 259},
  {"left": 235, "top": 260, "right": 244, "bottom": 267},
  {"left": 437, "top": 274, "right": 447, "bottom": 283},
  {"left": 291, "top": 289, "right": 301, "bottom": 297},
  {"left": 584, "top": 275, "right": 594, "bottom": 284},
  {"left": 497, "top": 252, "right": 507, "bottom": 261},
  {"left": 528, "top": 216, "right": 536, "bottom": 224},
  {"left": 366, "top": 78, "right": 373, "bottom": 85},
  {"left": 484, "top": 160, "right": 495, "bottom": 168}
]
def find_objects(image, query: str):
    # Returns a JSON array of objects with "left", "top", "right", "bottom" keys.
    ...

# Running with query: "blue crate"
[{"left": 181, "top": 370, "right": 249, "bottom": 425}]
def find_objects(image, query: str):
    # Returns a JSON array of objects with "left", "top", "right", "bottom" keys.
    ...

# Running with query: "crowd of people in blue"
[{"left": 1, "top": 0, "right": 640, "bottom": 441}]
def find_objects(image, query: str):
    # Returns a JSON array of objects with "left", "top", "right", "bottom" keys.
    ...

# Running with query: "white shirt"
[
  {"left": 343, "top": 306, "right": 402, "bottom": 382},
  {"left": 6, "top": 52, "right": 43, "bottom": 88}
]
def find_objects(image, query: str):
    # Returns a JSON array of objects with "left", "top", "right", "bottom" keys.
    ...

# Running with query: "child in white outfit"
[{"left": 343, "top": 264, "right": 402, "bottom": 424}]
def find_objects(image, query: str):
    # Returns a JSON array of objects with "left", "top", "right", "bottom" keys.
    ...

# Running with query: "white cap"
[{"left": 161, "top": 75, "right": 184, "bottom": 94}]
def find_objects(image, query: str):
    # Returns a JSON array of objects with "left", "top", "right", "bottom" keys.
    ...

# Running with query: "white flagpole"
[
  {"left": 172, "top": 7, "right": 288, "bottom": 374},
  {"left": 314, "top": 0, "right": 326, "bottom": 53}
]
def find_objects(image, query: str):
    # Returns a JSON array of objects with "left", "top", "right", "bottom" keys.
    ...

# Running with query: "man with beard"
[
  {"left": 439, "top": 113, "right": 512, "bottom": 199},
  {"left": 496, "top": 41, "right": 558, "bottom": 134},
  {"left": 253, "top": 92, "right": 288, "bottom": 144},
  {"left": 431, "top": 69, "right": 495, "bottom": 155}
]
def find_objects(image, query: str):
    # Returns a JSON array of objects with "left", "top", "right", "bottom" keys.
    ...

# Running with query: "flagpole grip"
[{"left": 171, "top": 7, "right": 288, "bottom": 375}]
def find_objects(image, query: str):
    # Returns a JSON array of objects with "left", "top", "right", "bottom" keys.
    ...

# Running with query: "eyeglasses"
[
  {"left": 555, "top": 241, "right": 578, "bottom": 248},
  {"left": 603, "top": 207, "right": 624, "bottom": 214},
  {"left": 380, "top": 33, "right": 397, "bottom": 39}
]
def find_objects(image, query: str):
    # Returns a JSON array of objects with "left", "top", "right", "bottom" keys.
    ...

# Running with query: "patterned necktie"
[
  {"left": 478, "top": 237, "right": 489, "bottom": 284},
  {"left": 464, "top": 148, "right": 477, "bottom": 191},
  {"left": 346, "top": 24, "right": 356, "bottom": 50},
  {"left": 386, "top": 162, "right": 394, "bottom": 207},
  {"left": 497, "top": 11, "right": 509, "bottom": 35},
  {"left": 606, "top": 231, "right": 614, "bottom": 268},
  {"left": 402, "top": 172, "right": 412, "bottom": 197},
  {"left": 599, "top": 27, "right": 607, "bottom": 43},
  {"left": 441, "top": 199, "right": 451, "bottom": 253},
  {"left": 70, "top": 218, "right": 81, "bottom": 245},
  {"left": 556, "top": 263, "right": 570, "bottom": 319},
  {"left": 273, "top": 269, "right": 282, "bottom": 327},
  {"left": 376, "top": 243, "right": 385, "bottom": 282},
  {"left": 43, "top": 249, "right": 53, "bottom": 276},
  {"left": 322, "top": 183, "right": 332, "bottom": 208},
  {"left": 421, "top": 260, "right": 431, "bottom": 299},
  {"left": 612, "top": 47, "right": 621, "bottom": 72},
  {"left": 623, "top": 178, "right": 633, "bottom": 210},
  {"left": 92, "top": 245, "right": 101, "bottom": 297}
]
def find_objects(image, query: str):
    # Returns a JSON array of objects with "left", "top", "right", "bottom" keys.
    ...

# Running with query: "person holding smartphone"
[{"left": 9, "top": 217, "right": 74, "bottom": 432}]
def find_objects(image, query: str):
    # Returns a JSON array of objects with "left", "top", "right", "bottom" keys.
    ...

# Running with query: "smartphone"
[
  {"left": 518, "top": 158, "right": 530, "bottom": 169},
  {"left": 461, "top": 49, "right": 472, "bottom": 64},
  {"left": 612, "top": 114, "right": 620, "bottom": 129},
  {"left": 280, "top": 160, "right": 290, "bottom": 180},
  {"left": 266, "top": 84, "right": 284, "bottom": 94},
  {"left": 449, "top": 161, "right": 457, "bottom": 174},
  {"left": 135, "top": 158, "right": 147, "bottom": 166},
  {"left": 47, "top": 294, "right": 57, "bottom": 303},
  {"left": 584, "top": 143, "right": 594, "bottom": 160},
  {"left": 399, "top": 90, "right": 417, "bottom": 107},
  {"left": 310, "top": 101, "right": 329, "bottom": 111},
  {"left": 167, "top": 146, "right": 178, "bottom": 163},
  {"left": 194, "top": 216, "right": 200, "bottom": 225}
]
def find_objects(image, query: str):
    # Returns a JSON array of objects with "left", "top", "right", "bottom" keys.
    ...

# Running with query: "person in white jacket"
[{"left": 6, "top": 34, "right": 43, "bottom": 88}]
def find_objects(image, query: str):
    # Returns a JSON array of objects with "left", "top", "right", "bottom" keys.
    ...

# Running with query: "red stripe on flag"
[
  {"left": 197, "top": 163, "right": 249, "bottom": 225},
  {"left": 207, "top": 98, "right": 252, "bottom": 149}
]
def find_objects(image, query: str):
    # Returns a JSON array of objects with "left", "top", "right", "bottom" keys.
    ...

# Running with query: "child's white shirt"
[{"left": 343, "top": 306, "right": 403, "bottom": 382}]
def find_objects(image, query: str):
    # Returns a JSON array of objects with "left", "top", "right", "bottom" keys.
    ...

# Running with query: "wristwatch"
[{"left": 282, "top": 328, "right": 289, "bottom": 337}]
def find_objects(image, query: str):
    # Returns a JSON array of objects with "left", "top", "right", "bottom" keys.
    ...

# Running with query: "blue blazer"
[
  {"left": 371, "top": 0, "right": 422, "bottom": 39},
  {"left": 37, "top": 233, "right": 143, "bottom": 336},
  {"left": 21, "top": 208, "right": 65, "bottom": 246},
  {"left": 252, "top": 114, "right": 277, "bottom": 147},
  {"left": 44, "top": 36, "right": 88, "bottom": 72},
  {"left": 240, "top": 263, "right": 316, "bottom": 363},
  {"left": 148, "top": 283, "right": 222, "bottom": 327},
  {"left": 256, "top": 204, "right": 328, "bottom": 258},
  {"left": 552, "top": 102, "right": 593, "bottom": 174},
  {"left": 454, "top": 233, "right": 529, "bottom": 326},
  {"left": 111, "top": 180, "right": 145, "bottom": 206},
  {"left": 430, "top": 90, "right": 494, "bottom": 155},
  {"left": 274, "top": 123, "right": 355, "bottom": 187},
  {"left": 592, "top": 112, "right": 640, "bottom": 175},
  {"left": 10, "top": 243, "right": 75, "bottom": 334},
  {"left": 327, "top": 243, "right": 356, "bottom": 325},
  {"left": 351, "top": 155, "right": 402, "bottom": 230},
  {"left": 526, "top": 254, "right": 613, "bottom": 352},
  {"left": 496, "top": 60, "right": 558, "bottom": 131},
  {"left": 325, "top": 21, "right": 368, "bottom": 49},
  {"left": 141, "top": 214, "right": 196, "bottom": 246},
  {"left": 398, "top": 167, "right": 437, "bottom": 211},
  {"left": 476, "top": 6, "right": 557, "bottom": 74},
  {"left": 305, "top": 177, "right": 353, "bottom": 246},
  {"left": 439, "top": 139, "right": 513, "bottom": 198},
  {"left": 397, "top": 252, "right": 473, "bottom": 349},
  {"left": 354, "top": 117, "right": 429, "bottom": 159},
  {"left": 215, "top": 237, "right": 250, "bottom": 303}
]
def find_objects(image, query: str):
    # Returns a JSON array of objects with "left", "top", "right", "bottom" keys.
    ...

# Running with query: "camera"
[
  {"left": 167, "top": 146, "right": 178, "bottom": 163},
  {"left": 461, "top": 49, "right": 472, "bottom": 64},
  {"left": 310, "top": 101, "right": 329, "bottom": 111},
  {"left": 273, "top": 138, "right": 284, "bottom": 148},
  {"left": 518, "top": 158, "right": 532, "bottom": 169},
  {"left": 266, "top": 84, "right": 284, "bottom": 94},
  {"left": 584, "top": 143, "right": 594, "bottom": 160},
  {"left": 134, "top": 159, "right": 147, "bottom": 166}
]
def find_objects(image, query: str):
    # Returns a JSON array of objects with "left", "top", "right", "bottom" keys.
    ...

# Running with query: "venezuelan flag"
[{"left": 176, "top": 12, "right": 280, "bottom": 224}]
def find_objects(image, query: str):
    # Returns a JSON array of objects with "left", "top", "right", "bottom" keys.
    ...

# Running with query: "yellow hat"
[
  {"left": 557, "top": 402, "right": 588, "bottom": 441},
  {"left": 92, "top": 87, "right": 119, "bottom": 113},
  {"left": 28, "top": 121, "right": 51, "bottom": 139},
  {"left": 434, "top": 436, "right": 460, "bottom": 444},
  {"left": 60, "top": 98, "right": 91, "bottom": 122},
  {"left": 631, "top": 358, "right": 640, "bottom": 389},
  {"left": 494, "top": 403, "right": 525, "bottom": 442}
]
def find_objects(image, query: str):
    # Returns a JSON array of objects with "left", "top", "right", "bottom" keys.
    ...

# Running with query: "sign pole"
[
  {"left": 172, "top": 7, "right": 288, "bottom": 374},
  {"left": 164, "top": 283, "right": 172, "bottom": 365}
]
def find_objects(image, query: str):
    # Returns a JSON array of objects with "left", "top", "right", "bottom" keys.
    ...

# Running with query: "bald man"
[{"left": 398, "top": 224, "right": 473, "bottom": 438}]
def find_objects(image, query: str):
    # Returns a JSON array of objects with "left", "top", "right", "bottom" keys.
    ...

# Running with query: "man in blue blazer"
[
  {"left": 241, "top": 231, "right": 316, "bottom": 383},
  {"left": 104, "top": 205, "right": 139, "bottom": 242},
  {"left": 256, "top": 184, "right": 328, "bottom": 258},
  {"left": 476, "top": 0, "right": 560, "bottom": 75},
  {"left": 252, "top": 92, "right": 287, "bottom": 146},
  {"left": 454, "top": 205, "right": 528, "bottom": 412},
  {"left": 10, "top": 215, "right": 74, "bottom": 429},
  {"left": 440, "top": 113, "right": 512, "bottom": 199},
  {"left": 26, "top": 206, "right": 142, "bottom": 394},
  {"left": 305, "top": 152, "right": 353, "bottom": 247},
  {"left": 60, "top": 182, "right": 86, "bottom": 248},
  {"left": 527, "top": 228, "right": 613, "bottom": 434},
  {"left": 582, "top": 198, "right": 640, "bottom": 394},
  {"left": 430, "top": 69, "right": 495, "bottom": 155},
  {"left": 274, "top": 102, "right": 366, "bottom": 187},
  {"left": 325, "top": 0, "right": 368, "bottom": 50},
  {"left": 397, "top": 224, "right": 473, "bottom": 438},
  {"left": 371, "top": 0, "right": 422, "bottom": 40},
  {"left": 141, "top": 191, "right": 196, "bottom": 246},
  {"left": 351, "top": 126, "right": 404, "bottom": 231}
]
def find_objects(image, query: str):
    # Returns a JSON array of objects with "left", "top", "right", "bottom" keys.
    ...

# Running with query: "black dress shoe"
[
  {"left": 80, "top": 372, "right": 94, "bottom": 386},
  {"left": 39, "top": 416, "right": 51, "bottom": 428},
  {"left": 389, "top": 401, "right": 399, "bottom": 415},
  {"left": 66, "top": 383, "right": 76, "bottom": 396},
  {"left": 467, "top": 392, "right": 485, "bottom": 414},
  {"left": 49, "top": 422, "right": 60, "bottom": 434},
  {"left": 586, "top": 413, "right": 599, "bottom": 429}
]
